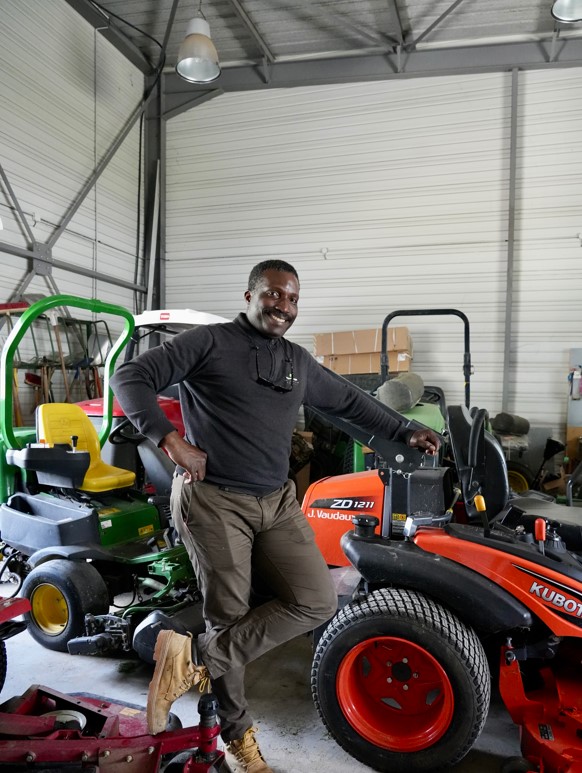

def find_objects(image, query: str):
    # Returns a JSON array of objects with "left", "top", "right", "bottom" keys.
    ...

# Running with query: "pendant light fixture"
[
  {"left": 176, "top": 2, "right": 221, "bottom": 83},
  {"left": 551, "top": 0, "right": 582, "bottom": 22}
]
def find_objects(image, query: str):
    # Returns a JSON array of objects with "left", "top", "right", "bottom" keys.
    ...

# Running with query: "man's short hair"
[{"left": 248, "top": 260, "right": 299, "bottom": 292}]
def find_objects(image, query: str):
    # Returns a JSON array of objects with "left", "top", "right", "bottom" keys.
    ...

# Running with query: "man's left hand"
[{"left": 408, "top": 429, "right": 441, "bottom": 456}]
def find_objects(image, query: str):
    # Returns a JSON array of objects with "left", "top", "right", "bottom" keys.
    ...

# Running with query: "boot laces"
[
  {"left": 171, "top": 665, "right": 210, "bottom": 698},
  {"left": 229, "top": 727, "right": 265, "bottom": 766}
]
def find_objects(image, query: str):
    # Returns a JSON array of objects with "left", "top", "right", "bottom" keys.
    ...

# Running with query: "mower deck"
[
  {"left": 500, "top": 642, "right": 582, "bottom": 773},
  {"left": 0, "top": 685, "right": 230, "bottom": 772}
]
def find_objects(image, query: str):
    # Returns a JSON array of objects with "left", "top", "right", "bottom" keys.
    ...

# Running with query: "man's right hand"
[{"left": 161, "top": 430, "right": 207, "bottom": 483}]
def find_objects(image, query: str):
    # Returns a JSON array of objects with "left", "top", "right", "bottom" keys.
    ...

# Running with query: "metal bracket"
[
  {"left": 32, "top": 242, "right": 53, "bottom": 276},
  {"left": 261, "top": 56, "right": 272, "bottom": 85}
]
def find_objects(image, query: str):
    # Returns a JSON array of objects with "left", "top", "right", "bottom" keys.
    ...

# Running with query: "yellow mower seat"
[{"left": 36, "top": 403, "right": 135, "bottom": 493}]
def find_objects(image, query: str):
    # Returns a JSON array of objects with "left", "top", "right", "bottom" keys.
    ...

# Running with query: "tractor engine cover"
[
  {"left": 303, "top": 471, "right": 386, "bottom": 567},
  {"left": 303, "top": 467, "right": 454, "bottom": 568}
]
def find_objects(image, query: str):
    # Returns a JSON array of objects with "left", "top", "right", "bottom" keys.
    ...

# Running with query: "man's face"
[{"left": 245, "top": 269, "right": 299, "bottom": 338}]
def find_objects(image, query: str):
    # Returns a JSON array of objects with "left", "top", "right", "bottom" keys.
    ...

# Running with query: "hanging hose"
[{"left": 0, "top": 546, "right": 25, "bottom": 598}]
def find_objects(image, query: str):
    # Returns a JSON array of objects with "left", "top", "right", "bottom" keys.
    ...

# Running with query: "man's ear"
[{"left": 244, "top": 290, "right": 251, "bottom": 303}]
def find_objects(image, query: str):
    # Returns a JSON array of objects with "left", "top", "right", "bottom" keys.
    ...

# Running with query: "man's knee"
[
  {"left": 319, "top": 587, "right": 339, "bottom": 624},
  {"left": 301, "top": 584, "right": 338, "bottom": 627}
]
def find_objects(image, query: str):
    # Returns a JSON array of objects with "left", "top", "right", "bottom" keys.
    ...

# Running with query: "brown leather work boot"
[
  {"left": 226, "top": 727, "right": 274, "bottom": 772},
  {"left": 147, "top": 630, "right": 211, "bottom": 734}
]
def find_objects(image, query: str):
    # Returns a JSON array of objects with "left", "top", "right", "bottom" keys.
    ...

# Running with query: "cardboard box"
[
  {"left": 321, "top": 351, "right": 412, "bottom": 375},
  {"left": 542, "top": 467, "right": 568, "bottom": 496},
  {"left": 566, "top": 426, "right": 582, "bottom": 462},
  {"left": 314, "top": 327, "right": 410, "bottom": 356}
]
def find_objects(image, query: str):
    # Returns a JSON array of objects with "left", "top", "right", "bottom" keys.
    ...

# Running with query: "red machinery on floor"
[{"left": 0, "top": 597, "right": 230, "bottom": 772}]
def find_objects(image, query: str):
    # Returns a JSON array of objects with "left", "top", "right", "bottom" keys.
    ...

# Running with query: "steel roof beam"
[
  {"left": 0, "top": 241, "right": 146, "bottom": 292},
  {"left": 228, "top": 0, "right": 275, "bottom": 63},
  {"left": 407, "top": 0, "right": 468, "bottom": 50},
  {"left": 163, "top": 37, "right": 582, "bottom": 99},
  {"left": 389, "top": 0, "right": 405, "bottom": 46},
  {"left": 63, "top": 0, "right": 153, "bottom": 74}
]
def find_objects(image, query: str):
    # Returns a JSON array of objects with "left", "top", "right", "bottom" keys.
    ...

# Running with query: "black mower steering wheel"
[{"left": 108, "top": 417, "right": 146, "bottom": 446}]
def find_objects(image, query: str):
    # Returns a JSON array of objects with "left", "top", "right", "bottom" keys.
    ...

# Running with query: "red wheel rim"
[{"left": 336, "top": 636, "right": 454, "bottom": 751}]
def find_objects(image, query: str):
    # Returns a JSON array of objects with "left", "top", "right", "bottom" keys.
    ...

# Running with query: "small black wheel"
[
  {"left": 506, "top": 461, "right": 534, "bottom": 494},
  {"left": 312, "top": 587, "right": 491, "bottom": 773},
  {"left": 21, "top": 559, "right": 109, "bottom": 652},
  {"left": 501, "top": 756, "right": 537, "bottom": 773}
]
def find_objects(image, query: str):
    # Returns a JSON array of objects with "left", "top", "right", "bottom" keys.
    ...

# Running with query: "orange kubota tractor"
[{"left": 302, "top": 399, "right": 582, "bottom": 773}]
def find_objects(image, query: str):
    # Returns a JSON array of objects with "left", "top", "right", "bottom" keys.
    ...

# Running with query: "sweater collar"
[{"left": 233, "top": 312, "right": 286, "bottom": 347}]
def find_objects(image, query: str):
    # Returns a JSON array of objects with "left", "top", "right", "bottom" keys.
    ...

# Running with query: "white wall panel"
[
  {"left": 511, "top": 69, "right": 582, "bottom": 432},
  {"left": 166, "top": 74, "right": 510, "bottom": 422},
  {"left": 0, "top": 0, "right": 143, "bottom": 306},
  {"left": 166, "top": 70, "right": 580, "bottom": 437}
]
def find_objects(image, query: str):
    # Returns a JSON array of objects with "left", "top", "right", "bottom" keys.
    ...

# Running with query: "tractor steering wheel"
[{"left": 108, "top": 417, "right": 145, "bottom": 446}]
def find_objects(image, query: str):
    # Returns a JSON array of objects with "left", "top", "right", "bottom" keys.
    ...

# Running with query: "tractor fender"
[
  {"left": 341, "top": 532, "right": 533, "bottom": 634},
  {"left": 27, "top": 545, "right": 112, "bottom": 569}
]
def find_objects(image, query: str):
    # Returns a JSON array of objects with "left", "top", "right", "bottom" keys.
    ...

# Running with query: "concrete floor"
[{"left": 2, "top": 616, "right": 522, "bottom": 772}]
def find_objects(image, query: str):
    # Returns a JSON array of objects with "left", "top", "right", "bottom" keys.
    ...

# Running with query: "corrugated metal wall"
[
  {"left": 165, "top": 70, "right": 582, "bottom": 436},
  {"left": 0, "top": 0, "right": 143, "bottom": 309},
  {"left": 0, "top": 0, "right": 144, "bottom": 415},
  {"left": 513, "top": 69, "right": 582, "bottom": 432}
]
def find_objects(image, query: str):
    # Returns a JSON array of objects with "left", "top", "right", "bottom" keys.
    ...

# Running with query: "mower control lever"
[{"left": 534, "top": 518, "right": 546, "bottom": 555}]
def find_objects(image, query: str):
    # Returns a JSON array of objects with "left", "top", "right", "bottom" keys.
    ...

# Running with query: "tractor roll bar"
[
  {"left": 381, "top": 309, "right": 471, "bottom": 409},
  {"left": 0, "top": 295, "right": 134, "bottom": 450}
]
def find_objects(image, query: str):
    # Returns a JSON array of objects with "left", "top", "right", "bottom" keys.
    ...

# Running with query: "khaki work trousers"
[{"left": 172, "top": 474, "right": 338, "bottom": 741}]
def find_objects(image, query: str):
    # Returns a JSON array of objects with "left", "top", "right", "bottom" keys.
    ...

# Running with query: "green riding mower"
[{"left": 0, "top": 295, "right": 204, "bottom": 662}]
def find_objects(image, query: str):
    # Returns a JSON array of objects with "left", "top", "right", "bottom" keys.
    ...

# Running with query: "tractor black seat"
[
  {"left": 447, "top": 404, "right": 509, "bottom": 522},
  {"left": 448, "top": 404, "right": 582, "bottom": 552}
]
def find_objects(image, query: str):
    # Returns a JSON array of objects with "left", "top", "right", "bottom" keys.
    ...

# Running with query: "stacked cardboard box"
[{"left": 314, "top": 327, "right": 413, "bottom": 375}]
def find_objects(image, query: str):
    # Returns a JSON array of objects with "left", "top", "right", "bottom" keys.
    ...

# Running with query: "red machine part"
[
  {"left": 413, "top": 530, "right": 582, "bottom": 638},
  {"left": 0, "top": 686, "right": 225, "bottom": 772},
  {"left": 0, "top": 597, "right": 30, "bottom": 624},
  {"left": 499, "top": 641, "right": 582, "bottom": 773},
  {"left": 302, "top": 470, "right": 385, "bottom": 567},
  {"left": 77, "top": 395, "right": 185, "bottom": 437}
]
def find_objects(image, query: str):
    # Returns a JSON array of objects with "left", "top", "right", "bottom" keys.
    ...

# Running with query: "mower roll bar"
[
  {"left": 381, "top": 309, "right": 471, "bottom": 409},
  {"left": 0, "top": 295, "right": 134, "bottom": 450}
]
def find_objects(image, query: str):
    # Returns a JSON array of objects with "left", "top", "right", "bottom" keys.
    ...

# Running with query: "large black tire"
[
  {"left": 21, "top": 559, "right": 109, "bottom": 652},
  {"left": 312, "top": 588, "right": 491, "bottom": 773}
]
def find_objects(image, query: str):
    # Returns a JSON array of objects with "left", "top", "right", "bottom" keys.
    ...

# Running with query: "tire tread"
[{"left": 311, "top": 587, "right": 491, "bottom": 772}]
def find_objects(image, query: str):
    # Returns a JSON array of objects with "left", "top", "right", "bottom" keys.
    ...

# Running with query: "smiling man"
[{"left": 111, "top": 259, "right": 440, "bottom": 773}]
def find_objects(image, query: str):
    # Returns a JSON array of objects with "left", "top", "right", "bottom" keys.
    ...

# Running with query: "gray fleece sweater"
[{"left": 110, "top": 313, "right": 411, "bottom": 496}]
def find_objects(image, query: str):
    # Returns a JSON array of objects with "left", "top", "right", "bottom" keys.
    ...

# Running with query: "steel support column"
[
  {"left": 502, "top": 68, "right": 519, "bottom": 412},
  {"left": 141, "top": 0, "right": 180, "bottom": 312},
  {"left": 143, "top": 75, "right": 163, "bottom": 312}
]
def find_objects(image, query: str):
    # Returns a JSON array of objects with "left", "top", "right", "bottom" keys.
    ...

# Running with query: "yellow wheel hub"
[
  {"left": 30, "top": 583, "right": 69, "bottom": 635},
  {"left": 508, "top": 470, "right": 530, "bottom": 494}
]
